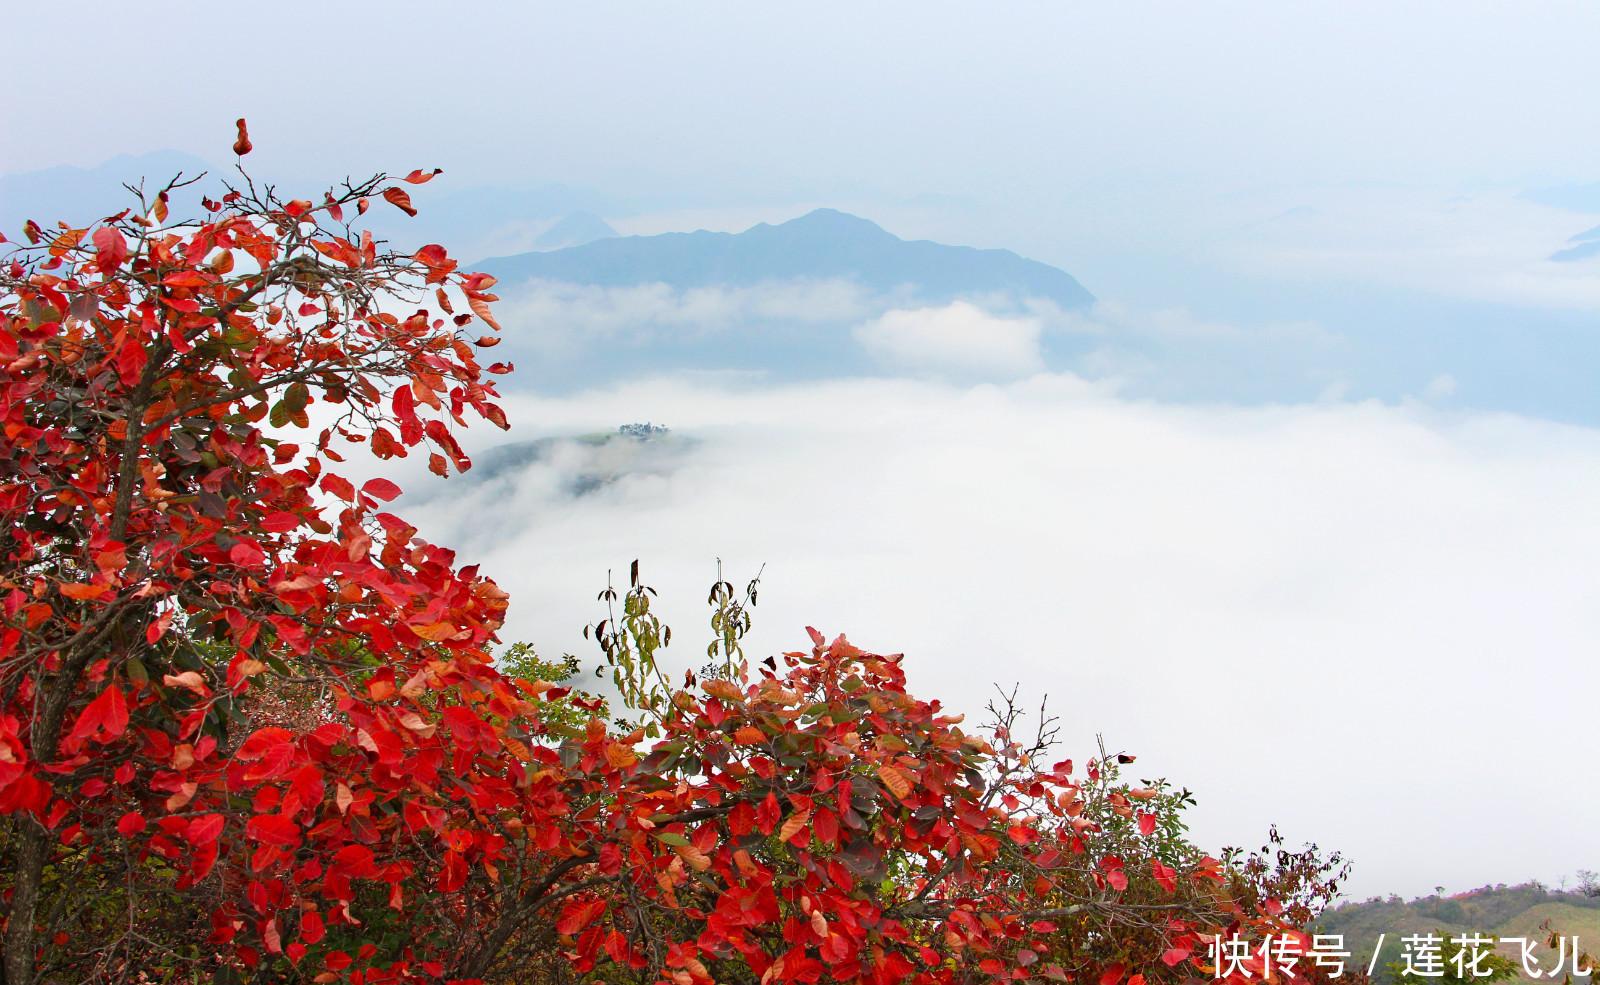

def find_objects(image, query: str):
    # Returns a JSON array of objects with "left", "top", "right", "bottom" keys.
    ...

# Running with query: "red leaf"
[
  {"left": 319, "top": 473, "right": 356, "bottom": 502},
  {"left": 1138, "top": 812, "right": 1156, "bottom": 836},
  {"left": 260, "top": 512, "right": 301, "bottom": 533},
  {"left": 439, "top": 849, "right": 468, "bottom": 892},
  {"left": 117, "top": 812, "right": 146, "bottom": 836},
  {"left": 229, "top": 541, "right": 266, "bottom": 567},
  {"left": 92, "top": 226, "right": 128, "bottom": 274},
  {"left": 361, "top": 478, "right": 402, "bottom": 502},
  {"left": 233, "top": 118, "right": 252, "bottom": 156},
  {"left": 556, "top": 897, "right": 607, "bottom": 936},
  {"left": 146, "top": 608, "right": 174, "bottom": 645},
  {"left": 813, "top": 809, "right": 839, "bottom": 846},
  {"left": 245, "top": 814, "right": 301, "bottom": 847},
  {"left": 382, "top": 187, "right": 418, "bottom": 217},
  {"left": 73, "top": 686, "right": 129, "bottom": 743},
  {"left": 402, "top": 168, "right": 443, "bottom": 184},
  {"left": 186, "top": 814, "right": 226, "bottom": 846},
  {"left": 1151, "top": 860, "right": 1178, "bottom": 893}
]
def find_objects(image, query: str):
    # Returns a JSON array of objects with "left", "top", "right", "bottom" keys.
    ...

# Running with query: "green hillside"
[{"left": 1314, "top": 883, "right": 1599, "bottom": 983}]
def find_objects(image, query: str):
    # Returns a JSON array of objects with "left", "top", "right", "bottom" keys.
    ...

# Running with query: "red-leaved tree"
[
  {"left": 0, "top": 131, "right": 1344, "bottom": 985},
  {"left": 0, "top": 129, "right": 515, "bottom": 982}
]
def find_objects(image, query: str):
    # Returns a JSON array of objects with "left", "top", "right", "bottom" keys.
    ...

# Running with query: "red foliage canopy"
[{"left": 0, "top": 152, "right": 1336, "bottom": 985}]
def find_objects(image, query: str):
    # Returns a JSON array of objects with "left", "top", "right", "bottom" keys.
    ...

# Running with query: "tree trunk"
[{"left": 2, "top": 819, "right": 49, "bottom": 985}]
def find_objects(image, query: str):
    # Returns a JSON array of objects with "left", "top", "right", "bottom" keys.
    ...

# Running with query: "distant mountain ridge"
[
  {"left": 0, "top": 150, "right": 218, "bottom": 235},
  {"left": 478, "top": 208, "right": 1094, "bottom": 308}
]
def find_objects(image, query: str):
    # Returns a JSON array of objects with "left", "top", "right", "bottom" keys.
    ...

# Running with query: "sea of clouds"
[{"left": 348, "top": 369, "right": 1600, "bottom": 901}]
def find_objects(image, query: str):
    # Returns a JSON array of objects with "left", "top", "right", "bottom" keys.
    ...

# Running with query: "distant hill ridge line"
[{"left": 476, "top": 207, "right": 1095, "bottom": 309}]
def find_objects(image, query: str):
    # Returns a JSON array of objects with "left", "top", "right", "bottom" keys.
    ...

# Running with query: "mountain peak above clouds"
[{"left": 478, "top": 208, "right": 1094, "bottom": 309}]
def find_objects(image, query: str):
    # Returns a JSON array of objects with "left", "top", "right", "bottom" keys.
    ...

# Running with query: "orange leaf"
[
  {"left": 674, "top": 842, "right": 712, "bottom": 872},
  {"left": 778, "top": 810, "right": 810, "bottom": 845},
  {"left": 410, "top": 621, "right": 459, "bottom": 642},
  {"left": 876, "top": 764, "right": 913, "bottom": 801},
  {"left": 382, "top": 187, "right": 418, "bottom": 217},
  {"left": 162, "top": 671, "right": 209, "bottom": 695},
  {"left": 605, "top": 742, "right": 638, "bottom": 768},
  {"left": 466, "top": 295, "right": 501, "bottom": 333},
  {"left": 59, "top": 583, "right": 111, "bottom": 600},
  {"left": 402, "top": 168, "right": 443, "bottom": 185}
]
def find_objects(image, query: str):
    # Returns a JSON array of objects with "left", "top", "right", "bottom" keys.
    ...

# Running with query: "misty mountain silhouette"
[
  {"left": 478, "top": 208, "right": 1094, "bottom": 308},
  {"left": 0, "top": 150, "right": 218, "bottom": 235},
  {"left": 532, "top": 211, "right": 618, "bottom": 250}
]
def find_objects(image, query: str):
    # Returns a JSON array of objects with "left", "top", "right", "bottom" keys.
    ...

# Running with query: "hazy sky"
[
  {"left": 6, "top": 1, "right": 1598, "bottom": 900},
  {"left": 4, "top": 1, "right": 1596, "bottom": 194}
]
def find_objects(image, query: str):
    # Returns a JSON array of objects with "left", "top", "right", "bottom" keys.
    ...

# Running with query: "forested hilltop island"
[{"left": 1315, "top": 879, "right": 1599, "bottom": 984}]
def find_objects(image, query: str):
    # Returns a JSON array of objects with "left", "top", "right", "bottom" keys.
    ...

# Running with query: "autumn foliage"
[{"left": 0, "top": 134, "right": 1343, "bottom": 985}]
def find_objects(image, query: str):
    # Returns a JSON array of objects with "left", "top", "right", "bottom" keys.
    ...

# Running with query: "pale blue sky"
[{"left": 4, "top": 1, "right": 1596, "bottom": 190}]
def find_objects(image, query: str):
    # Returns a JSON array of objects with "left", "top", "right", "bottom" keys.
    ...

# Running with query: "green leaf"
[
  {"left": 283, "top": 381, "right": 310, "bottom": 414},
  {"left": 652, "top": 832, "right": 691, "bottom": 847}
]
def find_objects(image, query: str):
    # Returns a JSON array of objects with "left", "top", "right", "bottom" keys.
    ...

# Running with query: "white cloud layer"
[
  {"left": 853, "top": 302, "right": 1044, "bottom": 380},
  {"left": 365, "top": 374, "right": 1600, "bottom": 900}
]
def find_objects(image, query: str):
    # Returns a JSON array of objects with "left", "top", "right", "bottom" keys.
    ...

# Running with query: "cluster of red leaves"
[
  {"left": 0, "top": 164, "right": 516, "bottom": 982},
  {"left": 0, "top": 158, "right": 1333, "bottom": 985}
]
